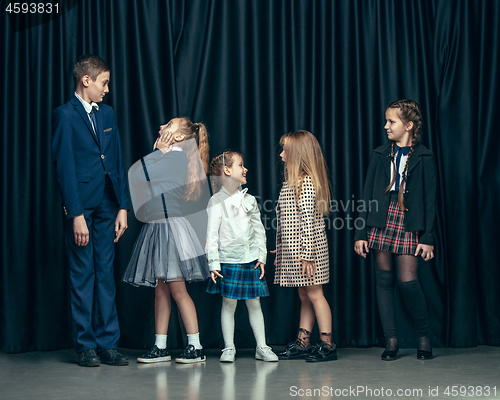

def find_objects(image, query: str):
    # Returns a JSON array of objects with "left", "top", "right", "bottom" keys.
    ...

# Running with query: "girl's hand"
[
  {"left": 211, "top": 270, "right": 223, "bottom": 283},
  {"left": 270, "top": 249, "right": 277, "bottom": 266},
  {"left": 254, "top": 262, "right": 265, "bottom": 279},
  {"left": 415, "top": 244, "right": 434, "bottom": 261},
  {"left": 296, "top": 259, "right": 315, "bottom": 278},
  {"left": 154, "top": 129, "right": 175, "bottom": 153},
  {"left": 354, "top": 240, "right": 370, "bottom": 258}
]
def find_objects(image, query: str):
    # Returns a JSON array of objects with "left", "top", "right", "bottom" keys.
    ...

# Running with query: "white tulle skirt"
[{"left": 122, "top": 217, "right": 209, "bottom": 287}]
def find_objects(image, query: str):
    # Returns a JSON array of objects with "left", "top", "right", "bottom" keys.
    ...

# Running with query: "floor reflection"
[
  {"left": 2, "top": 347, "right": 500, "bottom": 400},
  {"left": 174, "top": 362, "right": 203, "bottom": 400},
  {"left": 219, "top": 360, "right": 279, "bottom": 400},
  {"left": 147, "top": 356, "right": 280, "bottom": 400}
]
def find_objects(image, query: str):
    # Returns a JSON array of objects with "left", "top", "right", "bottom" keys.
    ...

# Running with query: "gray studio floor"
[{"left": 1, "top": 346, "right": 499, "bottom": 400}]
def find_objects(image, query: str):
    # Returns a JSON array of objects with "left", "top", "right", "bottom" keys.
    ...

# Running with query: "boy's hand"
[
  {"left": 354, "top": 240, "right": 370, "bottom": 258},
  {"left": 254, "top": 262, "right": 265, "bottom": 279},
  {"left": 114, "top": 209, "right": 128, "bottom": 243},
  {"left": 211, "top": 270, "right": 223, "bottom": 284},
  {"left": 73, "top": 214, "right": 89, "bottom": 246}
]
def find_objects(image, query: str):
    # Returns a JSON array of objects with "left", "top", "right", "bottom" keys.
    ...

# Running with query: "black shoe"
[
  {"left": 417, "top": 348, "right": 433, "bottom": 360},
  {"left": 381, "top": 347, "right": 399, "bottom": 361},
  {"left": 175, "top": 345, "right": 206, "bottom": 364},
  {"left": 137, "top": 345, "right": 171, "bottom": 363},
  {"left": 277, "top": 340, "right": 313, "bottom": 360},
  {"left": 78, "top": 349, "right": 100, "bottom": 367},
  {"left": 98, "top": 349, "right": 129, "bottom": 366},
  {"left": 305, "top": 343, "right": 337, "bottom": 362}
]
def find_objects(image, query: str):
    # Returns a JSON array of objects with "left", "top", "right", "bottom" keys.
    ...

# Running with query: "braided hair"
[
  {"left": 384, "top": 99, "right": 422, "bottom": 210},
  {"left": 208, "top": 151, "right": 243, "bottom": 193}
]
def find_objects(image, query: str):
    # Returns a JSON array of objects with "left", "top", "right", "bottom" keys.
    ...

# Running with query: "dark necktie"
[
  {"left": 394, "top": 145, "right": 410, "bottom": 191},
  {"left": 89, "top": 108, "right": 98, "bottom": 137}
]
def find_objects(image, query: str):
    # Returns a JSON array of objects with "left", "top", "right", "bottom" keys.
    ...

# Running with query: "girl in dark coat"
[{"left": 354, "top": 99, "right": 437, "bottom": 361}]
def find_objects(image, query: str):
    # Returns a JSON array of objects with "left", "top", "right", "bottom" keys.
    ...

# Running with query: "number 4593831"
[
  {"left": 5, "top": 3, "right": 59, "bottom": 14},
  {"left": 444, "top": 386, "right": 497, "bottom": 397}
]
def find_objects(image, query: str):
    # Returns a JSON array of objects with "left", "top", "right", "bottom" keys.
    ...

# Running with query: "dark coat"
[{"left": 354, "top": 142, "right": 437, "bottom": 246}]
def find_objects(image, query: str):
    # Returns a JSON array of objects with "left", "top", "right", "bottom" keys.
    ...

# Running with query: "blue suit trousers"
[{"left": 64, "top": 178, "right": 120, "bottom": 353}]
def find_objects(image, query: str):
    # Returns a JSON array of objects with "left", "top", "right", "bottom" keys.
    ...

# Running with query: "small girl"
[
  {"left": 123, "top": 117, "right": 210, "bottom": 364},
  {"left": 274, "top": 130, "right": 337, "bottom": 362},
  {"left": 354, "top": 99, "right": 436, "bottom": 361},
  {"left": 206, "top": 151, "right": 278, "bottom": 363}
]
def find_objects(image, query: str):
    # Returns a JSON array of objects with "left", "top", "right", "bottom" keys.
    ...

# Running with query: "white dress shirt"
[
  {"left": 74, "top": 92, "right": 99, "bottom": 133},
  {"left": 205, "top": 186, "right": 267, "bottom": 271},
  {"left": 389, "top": 149, "right": 409, "bottom": 191}
]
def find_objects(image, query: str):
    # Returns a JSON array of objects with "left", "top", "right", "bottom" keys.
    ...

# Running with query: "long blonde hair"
[
  {"left": 176, "top": 117, "right": 209, "bottom": 201},
  {"left": 280, "top": 130, "right": 331, "bottom": 216}
]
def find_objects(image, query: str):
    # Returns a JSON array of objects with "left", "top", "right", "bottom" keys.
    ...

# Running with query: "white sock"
[
  {"left": 245, "top": 298, "right": 267, "bottom": 348},
  {"left": 221, "top": 297, "right": 237, "bottom": 349},
  {"left": 187, "top": 332, "right": 202, "bottom": 350},
  {"left": 155, "top": 334, "right": 167, "bottom": 349}
]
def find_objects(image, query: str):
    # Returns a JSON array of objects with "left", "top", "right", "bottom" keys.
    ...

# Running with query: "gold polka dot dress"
[{"left": 274, "top": 176, "right": 329, "bottom": 287}]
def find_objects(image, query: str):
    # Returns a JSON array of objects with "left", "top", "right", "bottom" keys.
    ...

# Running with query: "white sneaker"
[
  {"left": 255, "top": 345, "right": 279, "bottom": 362},
  {"left": 220, "top": 347, "right": 236, "bottom": 363}
]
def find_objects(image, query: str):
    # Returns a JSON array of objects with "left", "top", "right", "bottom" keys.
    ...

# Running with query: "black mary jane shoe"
[
  {"left": 305, "top": 343, "right": 338, "bottom": 362},
  {"left": 381, "top": 347, "right": 398, "bottom": 361},
  {"left": 417, "top": 348, "right": 433, "bottom": 360},
  {"left": 277, "top": 340, "right": 313, "bottom": 360}
]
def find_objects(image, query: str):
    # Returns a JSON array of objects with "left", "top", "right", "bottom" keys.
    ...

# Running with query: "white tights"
[{"left": 221, "top": 297, "right": 267, "bottom": 349}]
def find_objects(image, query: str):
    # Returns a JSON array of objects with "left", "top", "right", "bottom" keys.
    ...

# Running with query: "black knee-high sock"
[
  {"left": 375, "top": 270, "right": 397, "bottom": 343},
  {"left": 398, "top": 279, "right": 430, "bottom": 340}
]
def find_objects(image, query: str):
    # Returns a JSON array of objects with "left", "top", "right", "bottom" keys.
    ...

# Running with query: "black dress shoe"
[
  {"left": 381, "top": 347, "right": 398, "bottom": 361},
  {"left": 78, "top": 349, "right": 100, "bottom": 367},
  {"left": 305, "top": 343, "right": 338, "bottom": 362},
  {"left": 417, "top": 348, "right": 433, "bottom": 360},
  {"left": 277, "top": 340, "right": 313, "bottom": 360},
  {"left": 99, "top": 349, "right": 129, "bottom": 366}
]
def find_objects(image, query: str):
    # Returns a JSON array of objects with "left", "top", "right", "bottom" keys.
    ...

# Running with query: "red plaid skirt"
[{"left": 367, "top": 199, "right": 419, "bottom": 255}]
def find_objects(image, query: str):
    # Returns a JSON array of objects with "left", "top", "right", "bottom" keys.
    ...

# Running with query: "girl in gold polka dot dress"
[{"left": 273, "top": 130, "right": 336, "bottom": 362}]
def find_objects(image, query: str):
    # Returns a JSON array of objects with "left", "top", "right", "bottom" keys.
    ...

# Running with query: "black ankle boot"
[
  {"left": 381, "top": 338, "right": 398, "bottom": 361},
  {"left": 381, "top": 347, "right": 398, "bottom": 361},
  {"left": 417, "top": 348, "right": 433, "bottom": 360},
  {"left": 417, "top": 336, "right": 433, "bottom": 359}
]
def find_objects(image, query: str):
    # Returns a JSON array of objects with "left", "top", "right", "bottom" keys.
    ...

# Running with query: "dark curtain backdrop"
[{"left": 1, "top": 0, "right": 499, "bottom": 353}]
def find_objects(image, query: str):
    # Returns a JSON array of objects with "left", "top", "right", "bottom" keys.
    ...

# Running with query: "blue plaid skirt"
[{"left": 206, "top": 261, "right": 269, "bottom": 299}]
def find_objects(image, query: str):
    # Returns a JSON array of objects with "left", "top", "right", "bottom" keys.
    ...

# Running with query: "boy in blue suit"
[{"left": 52, "top": 54, "right": 130, "bottom": 367}]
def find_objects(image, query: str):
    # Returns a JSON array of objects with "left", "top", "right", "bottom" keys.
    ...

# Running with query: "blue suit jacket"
[{"left": 52, "top": 94, "right": 131, "bottom": 218}]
